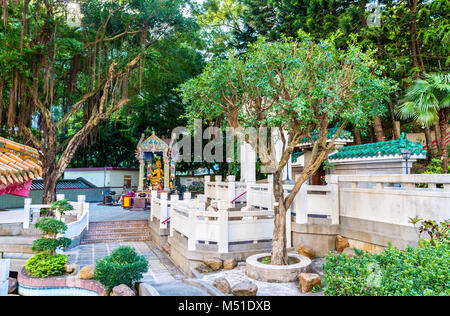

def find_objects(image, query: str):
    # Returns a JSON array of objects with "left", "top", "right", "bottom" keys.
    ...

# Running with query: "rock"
[
  {"left": 223, "top": 259, "right": 237, "bottom": 270},
  {"left": 64, "top": 263, "right": 78, "bottom": 275},
  {"left": 78, "top": 265, "right": 96, "bottom": 280},
  {"left": 213, "top": 277, "right": 232, "bottom": 294},
  {"left": 232, "top": 281, "right": 258, "bottom": 296},
  {"left": 111, "top": 284, "right": 136, "bottom": 296},
  {"left": 203, "top": 258, "right": 223, "bottom": 271},
  {"left": 8, "top": 277, "right": 17, "bottom": 294},
  {"left": 299, "top": 273, "right": 321, "bottom": 293},
  {"left": 196, "top": 264, "right": 213, "bottom": 274},
  {"left": 336, "top": 235, "right": 350, "bottom": 253},
  {"left": 297, "top": 244, "right": 315, "bottom": 259}
]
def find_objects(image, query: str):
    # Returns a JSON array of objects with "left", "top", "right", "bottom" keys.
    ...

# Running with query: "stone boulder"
[
  {"left": 213, "top": 277, "right": 232, "bottom": 294},
  {"left": 336, "top": 235, "right": 350, "bottom": 253},
  {"left": 111, "top": 284, "right": 136, "bottom": 296},
  {"left": 223, "top": 259, "right": 237, "bottom": 270},
  {"left": 232, "top": 281, "right": 258, "bottom": 296},
  {"left": 78, "top": 265, "right": 96, "bottom": 280},
  {"left": 64, "top": 263, "right": 78, "bottom": 275},
  {"left": 297, "top": 244, "right": 315, "bottom": 259},
  {"left": 203, "top": 258, "right": 223, "bottom": 271},
  {"left": 8, "top": 277, "right": 17, "bottom": 294},
  {"left": 299, "top": 273, "right": 321, "bottom": 293},
  {"left": 196, "top": 264, "right": 213, "bottom": 274}
]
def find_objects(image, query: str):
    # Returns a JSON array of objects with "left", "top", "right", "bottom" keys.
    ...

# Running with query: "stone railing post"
[
  {"left": 204, "top": 176, "right": 211, "bottom": 198},
  {"left": 215, "top": 175, "right": 222, "bottom": 200},
  {"left": 0, "top": 259, "right": 10, "bottom": 296},
  {"left": 57, "top": 194, "right": 65, "bottom": 201},
  {"left": 84, "top": 202, "right": 90, "bottom": 231},
  {"left": 23, "top": 198, "right": 32, "bottom": 229},
  {"left": 77, "top": 195, "right": 86, "bottom": 218},
  {"left": 160, "top": 192, "right": 168, "bottom": 229},
  {"left": 217, "top": 200, "right": 229, "bottom": 253},
  {"left": 183, "top": 192, "right": 191, "bottom": 200},
  {"left": 326, "top": 175, "right": 340, "bottom": 225},
  {"left": 151, "top": 191, "right": 158, "bottom": 220},
  {"left": 187, "top": 199, "right": 197, "bottom": 251},
  {"left": 295, "top": 184, "right": 308, "bottom": 224},
  {"left": 286, "top": 208, "right": 292, "bottom": 249},
  {"left": 227, "top": 175, "right": 236, "bottom": 208},
  {"left": 268, "top": 174, "right": 274, "bottom": 210}
]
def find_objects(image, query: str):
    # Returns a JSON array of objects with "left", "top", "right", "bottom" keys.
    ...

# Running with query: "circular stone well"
[{"left": 245, "top": 253, "right": 311, "bottom": 283}]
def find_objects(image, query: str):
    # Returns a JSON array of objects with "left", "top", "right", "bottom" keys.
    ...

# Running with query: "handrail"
[{"left": 231, "top": 191, "right": 247, "bottom": 203}]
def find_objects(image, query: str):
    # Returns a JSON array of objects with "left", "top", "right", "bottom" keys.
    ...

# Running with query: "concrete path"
[
  {"left": 88, "top": 203, "right": 150, "bottom": 222},
  {"left": 63, "top": 241, "right": 212, "bottom": 296}
]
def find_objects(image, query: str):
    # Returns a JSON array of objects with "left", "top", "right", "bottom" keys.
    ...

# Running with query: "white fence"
[
  {"left": 150, "top": 191, "right": 185, "bottom": 229},
  {"left": 63, "top": 196, "right": 90, "bottom": 241},
  {"left": 205, "top": 176, "right": 247, "bottom": 207},
  {"left": 336, "top": 174, "right": 450, "bottom": 226},
  {"left": 0, "top": 259, "right": 9, "bottom": 296},
  {"left": 170, "top": 199, "right": 279, "bottom": 253}
]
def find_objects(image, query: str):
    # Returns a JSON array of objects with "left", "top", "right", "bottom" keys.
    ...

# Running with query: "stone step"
[{"left": 81, "top": 220, "right": 151, "bottom": 244}]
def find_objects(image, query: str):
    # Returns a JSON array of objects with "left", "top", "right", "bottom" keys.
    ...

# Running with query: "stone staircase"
[
  {"left": 81, "top": 220, "right": 152, "bottom": 244},
  {"left": 0, "top": 236, "right": 36, "bottom": 272}
]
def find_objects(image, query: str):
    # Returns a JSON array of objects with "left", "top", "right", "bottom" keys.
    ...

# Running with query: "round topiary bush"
[
  {"left": 94, "top": 246, "right": 148, "bottom": 293},
  {"left": 25, "top": 253, "right": 68, "bottom": 278}
]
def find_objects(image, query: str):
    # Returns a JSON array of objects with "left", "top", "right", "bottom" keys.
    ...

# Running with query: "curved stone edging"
[
  {"left": 245, "top": 253, "right": 311, "bottom": 283},
  {"left": 18, "top": 268, "right": 104, "bottom": 296}
]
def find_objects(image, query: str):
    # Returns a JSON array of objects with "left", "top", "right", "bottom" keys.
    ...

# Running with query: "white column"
[
  {"left": 286, "top": 208, "right": 292, "bottom": 249},
  {"left": 227, "top": 175, "right": 236, "bottom": 208},
  {"left": 240, "top": 142, "right": 256, "bottom": 183},
  {"left": 296, "top": 183, "right": 308, "bottom": 224},
  {"left": 77, "top": 195, "right": 86, "bottom": 218},
  {"left": 160, "top": 192, "right": 168, "bottom": 229},
  {"left": 57, "top": 194, "right": 65, "bottom": 201},
  {"left": 0, "top": 259, "right": 10, "bottom": 297},
  {"left": 217, "top": 200, "right": 229, "bottom": 253},
  {"left": 23, "top": 198, "right": 31, "bottom": 229},
  {"left": 273, "top": 130, "right": 292, "bottom": 182},
  {"left": 151, "top": 191, "right": 158, "bottom": 221},
  {"left": 183, "top": 192, "right": 191, "bottom": 200},
  {"left": 187, "top": 200, "right": 197, "bottom": 251},
  {"left": 326, "top": 175, "right": 340, "bottom": 225}
]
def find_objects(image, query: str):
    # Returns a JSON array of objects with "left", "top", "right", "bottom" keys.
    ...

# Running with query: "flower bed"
[{"left": 18, "top": 268, "right": 104, "bottom": 296}]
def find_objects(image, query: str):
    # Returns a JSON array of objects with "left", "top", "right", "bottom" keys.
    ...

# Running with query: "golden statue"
[{"left": 150, "top": 160, "right": 164, "bottom": 190}]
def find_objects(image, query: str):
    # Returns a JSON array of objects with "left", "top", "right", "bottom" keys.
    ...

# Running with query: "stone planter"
[
  {"left": 245, "top": 253, "right": 311, "bottom": 283},
  {"left": 18, "top": 268, "right": 104, "bottom": 296}
]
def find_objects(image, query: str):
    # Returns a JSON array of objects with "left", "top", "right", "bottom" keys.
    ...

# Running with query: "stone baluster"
[
  {"left": 160, "top": 192, "right": 168, "bottom": 229},
  {"left": 0, "top": 259, "right": 10, "bottom": 296}
]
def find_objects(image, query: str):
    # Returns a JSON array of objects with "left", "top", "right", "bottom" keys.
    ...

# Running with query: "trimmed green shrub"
[
  {"left": 51, "top": 199, "right": 73, "bottom": 217},
  {"left": 25, "top": 253, "right": 68, "bottom": 278},
  {"left": 322, "top": 242, "right": 450, "bottom": 296},
  {"left": 94, "top": 246, "right": 148, "bottom": 292},
  {"left": 32, "top": 217, "right": 71, "bottom": 254}
]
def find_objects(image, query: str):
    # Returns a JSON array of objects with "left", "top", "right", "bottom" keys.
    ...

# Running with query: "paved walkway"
[
  {"left": 64, "top": 241, "right": 184, "bottom": 284},
  {"left": 88, "top": 203, "right": 150, "bottom": 222}
]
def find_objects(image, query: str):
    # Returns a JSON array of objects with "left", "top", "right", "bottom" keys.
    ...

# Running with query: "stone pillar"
[
  {"left": 151, "top": 191, "right": 158, "bottom": 221},
  {"left": 160, "top": 192, "right": 168, "bottom": 229},
  {"left": 296, "top": 183, "right": 308, "bottom": 225},
  {"left": 187, "top": 199, "right": 197, "bottom": 251},
  {"left": 23, "top": 198, "right": 31, "bottom": 229},
  {"left": 240, "top": 142, "right": 256, "bottom": 183},
  {"left": 273, "top": 130, "right": 292, "bottom": 182},
  {"left": 227, "top": 175, "right": 236, "bottom": 208},
  {"left": 138, "top": 159, "right": 144, "bottom": 191},
  {"left": 0, "top": 259, "right": 10, "bottom": 297},
  {"left": 164, "top": 161, "right": 170, "bottom": 191},
  {"left": 217, "top": 200, "right": 229, "bottom": 253}
]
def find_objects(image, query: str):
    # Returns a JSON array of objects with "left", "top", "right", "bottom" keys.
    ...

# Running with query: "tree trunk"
[
  {"left": 439, "top": 108, "right": 448, "bottom": 173},
  {"left": 434, "top": 123, "right": 441, "bottom": 150},
  {"left": 354, "top": 127, "right": 362, "bottom": 145},
  {"left": 424, "top": 126, "right": 433, "bottom": 157},
  {"left": 271, "top": 171, "right": 288, "bottom": 265},
  {"left": 373, "top": 116, "right": 385, "bottom": 142},
  {"left": 42, "top": 153, "right": 59, "bottom": 204}
]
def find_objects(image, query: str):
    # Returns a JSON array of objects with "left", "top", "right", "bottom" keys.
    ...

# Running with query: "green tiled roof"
[
  {"left": 328, "top": 133, "right": 427, "bottom": 161},
  {"left": 299, "top": 126, "right": 353, "bottom": 145},
  {"left": 292, "top": 152, "right": 304, "bottom": 163}
]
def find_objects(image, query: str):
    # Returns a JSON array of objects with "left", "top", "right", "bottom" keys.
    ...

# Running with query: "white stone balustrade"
[
  {"left": 204, "top": 176, "right": 247, "bottom": 207},
  {"left": 170, "top": 197, "right": 275, "bottom": 253}
]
